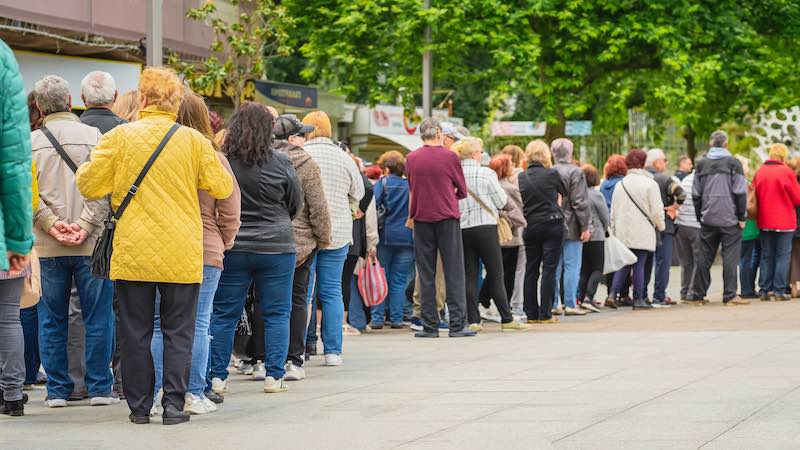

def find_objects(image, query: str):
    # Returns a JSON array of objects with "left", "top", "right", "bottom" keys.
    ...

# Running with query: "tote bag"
[
  {"left": 357, "top": 255, "right": 388, "bottom": 307},
  {"left": 603, "top": 232, "right": 638, "bottom": 274}
]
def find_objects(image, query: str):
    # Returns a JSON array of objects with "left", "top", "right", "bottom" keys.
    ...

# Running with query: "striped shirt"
[
  {"left": 303, "top": 137, "right": 365, "bottom": 249},
  {"left": 458, "top": 160, "right": 507, "bottom": 229}
]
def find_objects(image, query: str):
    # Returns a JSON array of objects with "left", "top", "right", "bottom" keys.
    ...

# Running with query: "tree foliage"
[{"left": 170, "top": 0, "right": 295, "bottom": 107}]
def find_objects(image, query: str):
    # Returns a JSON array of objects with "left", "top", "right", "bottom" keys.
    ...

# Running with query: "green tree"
[{"left": 170, "top": 0, "right": 295, "bottom": 107}]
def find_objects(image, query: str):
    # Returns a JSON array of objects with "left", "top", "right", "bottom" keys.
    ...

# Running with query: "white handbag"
[{"left": 603, "top": 232, "right": 638, "bottom": 274}]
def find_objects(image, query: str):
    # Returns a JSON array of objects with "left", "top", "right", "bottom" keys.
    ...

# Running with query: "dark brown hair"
[
  {"left": 223, "top": 101, "right": 274, "bottom": 166},
  {"left": 581, "top": 163, "right": 600, "bottom": 187},
  {"left": 379, "top": 150, "right": 406, "bottom": 176},
  {"left": 625, "top": 149, "right": 647, "bottom": 170},
  {"left": 27, "top": 92, "right": 42, "bottom": 131}
]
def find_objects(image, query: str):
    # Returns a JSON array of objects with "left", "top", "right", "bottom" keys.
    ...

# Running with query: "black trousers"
[
  {"left": 288, "top": 250, "right": 317, "bottom": 367},
  {"left": 478, "top": 247, "right": 519, "bottom": 309},
  {"left": 413, "top": 219, "right": 467, "bottom": 332},
  {"left": 691, "top": 225, "right": 741, "bottom": 301},
  {"left": 342, "top": 254, "right": 359, "bottom": 312},
  {"left": 111, "top": 292, "right": 123, "bottom": 394},
  {"left": 463, "top": 225, "right": 514, "bottom": 324},
  {"left": 578, "top": 241, "right": 604, "bottom": 302},
  {"left": 523, "top": 219, "right": 564, "bottom": 321},
  {"left": 116, "top": 280, "right": 199, "bottom": 416}
]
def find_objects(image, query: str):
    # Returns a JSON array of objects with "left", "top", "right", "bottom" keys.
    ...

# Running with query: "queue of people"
[{"left": 1, "top": 44, "right": 796, "bottom": 424}]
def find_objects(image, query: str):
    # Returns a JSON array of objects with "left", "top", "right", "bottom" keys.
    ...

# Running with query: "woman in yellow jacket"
[{"left": 76, "top": 67, "right": 233, "bottom": 425}]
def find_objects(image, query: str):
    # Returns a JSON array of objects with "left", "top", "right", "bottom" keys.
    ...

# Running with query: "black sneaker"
[
  {"left": 414, "top": 330, "right": 439, "bottom": 338},
  {"left": 305, "top": 342, "right": 317, "bottom": 356},
  {"left": 632, "top": 299, "right": 653, "bottom": 310},
  {"left": 129, "top": 413, "right": 150, "bottom": 424},
  {"left": 449, "top": 328, "right": 478, "bottom": 337},
  {"left": 390, "top": 323, "right": 405, "bottom": 329},
  {"left": 162, "top": 405, "right": 190, "bottom": 425},
  {"left": 369, "top": 322, "right": 384, "bottom": 330},
  {"left": 205, "top": 392, "right": 224, "bottom": 404},
  {"left": 0, "top": 399, "right": 24, "bottom": 416}
]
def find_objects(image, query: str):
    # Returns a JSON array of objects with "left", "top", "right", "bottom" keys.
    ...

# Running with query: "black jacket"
[
  {"left": 229, "top": 150, "right": 303, "bottom": 254},
  {"left": 79, "top": 108, "right": 126, "bottom": 134},
  {"left": 349, "top": 174, "right": 374, "bottom": 257},
  {"left": 647, "top": 168, "right": 687, "bottom": 235},
  {"left": 519, "top": 163, "right": 566, "bottom": 226}
]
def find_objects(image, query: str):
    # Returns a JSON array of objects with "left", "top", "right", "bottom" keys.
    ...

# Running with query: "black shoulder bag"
[
  {"left": 41, "top": 126, "right": 79, "bottom": 173},
  {"left": 90, "top": 123, "right": 181, "bottom": 279},
  {"left": 376, "top": 177, "right": 388, "bottom": 231}
]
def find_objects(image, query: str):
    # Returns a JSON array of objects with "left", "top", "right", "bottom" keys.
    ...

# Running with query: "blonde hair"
[
  {"left": 214, "top": 129, "right": 227, "bottom": 149},
  {"left": 138, "top": 67, "right": 184, "bottom": 113},
  {"left": 111, "top": 90, "right": 140, "bottom": 121},
  {"left": 769, "top": 143, "right": 789, "bottom": 161},
  {"left": 501, "top": 145, "right": 525, "bottom": 168},
  {"left": 452, "top": 137, "right": 484, "bottom": 160},
  {"left": 302, "top": 110, "right": 332, "bottom": 139},
  {"left": 177, "top": 91, "right": 217, "bottom": 149},
  {"left": 525, "top": 140, "right": 552, "bottom": 167},
  {"left": 734, "top": 155, "right": 751, "bottom": 178}
]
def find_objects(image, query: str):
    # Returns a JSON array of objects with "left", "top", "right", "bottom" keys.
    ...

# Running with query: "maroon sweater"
[{"left": 406, "top": 145, "right": 467, "bottom": 223}]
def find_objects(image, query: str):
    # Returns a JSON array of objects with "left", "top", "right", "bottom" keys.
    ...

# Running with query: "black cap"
[{"left": 274, "top": 114, "right": 314, "bottom": 140}]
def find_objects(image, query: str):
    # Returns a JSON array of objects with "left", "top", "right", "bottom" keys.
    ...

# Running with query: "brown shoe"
[
  {"left": 604, "top": 297, "right": 618, "bottom": 309},
  {"left": 724, "top": 297, "right": 751, "bottom": 306}
]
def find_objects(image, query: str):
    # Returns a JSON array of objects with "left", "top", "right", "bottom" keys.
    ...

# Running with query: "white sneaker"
[
  {"left": 325, "top": 354, "right": 343, "bottom": 366},
  {"left": 150, "top": 389, "right": 163, "bottom": 416},
  {"left": 236, "top": 360, "right": 254, "bottom": 375},
  {"left": 580, "top": 302, "right": 601, "bottom": 313},
  {"left": 90, "top": 395, "right": 120, "bottom": 406},
  {"left": 342, "top": 324, "right": 361, "bottom": 336},
  {"left": 184, "top": 393, "right": 212, "bottom": 415},
  {"left": 211, "top": 377, "right": 228, "bottom": 394},
  {"left": 478, "top": 304, "right": 502, "bottom": 323},
  {"left": 263, "top": 376, "right": 289, "bottom": 393},
  {"left": 284, "top": 362, "right": 306, "bottom": 381},
  {"left": 201, "top": 395, "right": 218, "bottom": 412},
  {"left": 44, "top": 398, "right": 68, "bottom": 408},
  {"left": 252, "top": 362, "right": 266, "bottom": 381}
]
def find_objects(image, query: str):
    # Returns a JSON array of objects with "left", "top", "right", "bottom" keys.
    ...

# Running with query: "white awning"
[{"left": 371, "top": 132, "right": 423, "bottom": 152}]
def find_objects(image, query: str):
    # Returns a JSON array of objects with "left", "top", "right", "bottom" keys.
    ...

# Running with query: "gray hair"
[
  {"left": 81, "top": 71, "right": 116, "bottom": 106},
  {"left": 419, "top": 118, "right": 442, "bottom": 141},
  {"left": 455, "top": 125, "right": 470, "bottom": 137},
  {"left": 551, "top": 138, "right": 574, "bottom": 162},
  {"left": 710, "top": 130, "right": 728, "bottom": 148},
  {"left": 34, "top": 75, "right": 71, "bottom": 115}
]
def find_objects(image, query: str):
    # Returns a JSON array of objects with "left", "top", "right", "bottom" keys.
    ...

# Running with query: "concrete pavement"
[{"left": 3, "top": 267, "right": 800, "bottom": 449}]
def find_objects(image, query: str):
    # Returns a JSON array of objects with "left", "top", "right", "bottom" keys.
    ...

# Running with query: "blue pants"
[
  {"left": 644, "top": 233, "right": 674, "bottom": 301},
  {"left": 38, "top": 256, "right": 114, "bottom": 399},
  {"left": 209, "top": 252, "right": 295, "bottom": 381},
  {"left": 554, "top": 239, "right": 583, "bottom": 308},
  {"left": 758, "top": 231, "right": 793, "bottom": 296},
  {"left": 611, "top": 249, "right": 650, "bottom": 300},
  {"left": 740, "top": 239, "right": 761, "bottom": 297},
  {"left": 371, "top": 245, "right": 415, "bottom": 325},
  {"left": 20, "top": 305, "right": 40, "bottom": 385},
  {"left": 308, "top": 245, "right": 348, "bottom": 355},
  {"left": 152, "top": 265, "right": 222, "bottom": 397},
  {"left": 348, "top": 277, "right": 368, "bottom": 331}
]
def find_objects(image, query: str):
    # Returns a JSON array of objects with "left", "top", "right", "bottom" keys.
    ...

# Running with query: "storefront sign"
[
  {"left": 370, "top": 105, "right": 454, "bottom": 135},
  {"left": 254, "top": 81, "right": 317, "bottom": 108},
  {"left": 490, "top": 121, "right": 547, "bottom": 137},
  {"left": 566, "top": 120, "right": 592, "bottom": 136}
]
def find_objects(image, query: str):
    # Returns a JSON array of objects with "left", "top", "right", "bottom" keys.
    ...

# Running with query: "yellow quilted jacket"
[{"left": 76, "top": 107, "right": 233, "bottom": 284}]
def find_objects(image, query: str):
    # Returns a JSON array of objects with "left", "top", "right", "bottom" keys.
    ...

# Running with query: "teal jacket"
[{"left": 0, "top": 39, "right": 34, "bottom": 270}]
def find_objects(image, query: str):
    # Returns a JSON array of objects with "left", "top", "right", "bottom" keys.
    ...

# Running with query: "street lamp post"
[
  {"left": 146, "top": 0, "right": 163, "bottom": 66},
  {"left": 422, "top": 0, "right": 432, "bottom": 118}
]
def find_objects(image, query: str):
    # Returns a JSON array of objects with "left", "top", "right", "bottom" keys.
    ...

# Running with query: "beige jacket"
[
  {"left": 32, "top": 112, "right": 109, "bottom": 257},
  {"left": 610, "top": 169, "right": 666, "bottom": 252}
]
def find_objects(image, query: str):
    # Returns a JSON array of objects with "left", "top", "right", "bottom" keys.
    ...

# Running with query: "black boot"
[
  {"left": 632, "top": 299, "right": 653, "bottom": 310},
  {"left": 162, "top": 404, "right": 190, "bottom": 425},
  {"left": 0, "top": 399, "right": 24, "bottom": 416},
  {"left": 129, "top": 412, "right": 150, "bottom": 424}
]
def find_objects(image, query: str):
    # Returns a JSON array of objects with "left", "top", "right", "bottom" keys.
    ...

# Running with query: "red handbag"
[{"left": 357, "top": 255, "right": 388, "bottom": 307}]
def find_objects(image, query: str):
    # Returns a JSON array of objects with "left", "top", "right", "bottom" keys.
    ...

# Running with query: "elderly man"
[
  {"left": 551, "top": 138, "right": 591, "bottom": 316},
  {"left": 644, "top": 149, "right": 686, "bottom": 306},
  {"left": 406, "top": 118, "right": 475, "bottom": 338},
  {"left": 690, "top": 131, "right": 750, "bottom": 306},
  {"left": 80, "top": 71, "right": 126, "bottom": 134},
  {"left": 30, "top": 75, "right": 115, "bottom": 408}
]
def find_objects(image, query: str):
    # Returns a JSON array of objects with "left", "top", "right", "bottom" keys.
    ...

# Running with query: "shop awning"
[{"left": 372, "top": 132, "right": 423, "bottom": 152}]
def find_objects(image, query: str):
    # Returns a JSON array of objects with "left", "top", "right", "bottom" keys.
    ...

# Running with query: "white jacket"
[{"left": 610, "top": 169, "right": 666, "bottom": 252}]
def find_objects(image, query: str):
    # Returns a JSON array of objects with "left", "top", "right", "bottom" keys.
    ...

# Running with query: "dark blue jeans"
[
  {"left": 209, "top": 251, "right": 295, "bottom": 382},
  {"left": 371, "top": 245, "right": 415, "bottom": 325},
  {"left": 20, "top": 305, "right": 40, "bottom": 385},
  {"left": 611, "top": 249, "right": 650, "bottom": 301},
  {"left": 38, "top": 256, "right": 114, "bottom": 399},
  {"left": 652, "top": 233, "right": 674, "bottom": 301},
  {"left": 740, "top": 239, "right": 761, "bottom": 297},
  {"left": 758, "top": 231, "right": 793, "bottom": 296}
]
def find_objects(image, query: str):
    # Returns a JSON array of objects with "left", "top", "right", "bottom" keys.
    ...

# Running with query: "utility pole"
[
  {"left": 146, "top": 0, "right": 163, "bottom": 66},
  {"left": 422, "top": 0, "right": 432, "bottom": 118}
]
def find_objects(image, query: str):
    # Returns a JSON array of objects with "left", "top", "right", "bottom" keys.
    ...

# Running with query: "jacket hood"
[
  {"left": 274, "top": 139, "right": 312, "bottom": 168},
  {"left": 707, "top": 147, "right": 732, "bottom": 160},
  {"left": 600, "top": 176, "right": 622, "bottom": 195}
]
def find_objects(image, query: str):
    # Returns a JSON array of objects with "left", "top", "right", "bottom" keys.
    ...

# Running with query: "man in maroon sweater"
[{"left": 406, "top": 118, "right": 475, "bottom": 338}]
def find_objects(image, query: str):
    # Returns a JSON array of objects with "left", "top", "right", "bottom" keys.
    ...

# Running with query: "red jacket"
[{"left": 753, "top": 160, "right": 800, "bottom": 230}]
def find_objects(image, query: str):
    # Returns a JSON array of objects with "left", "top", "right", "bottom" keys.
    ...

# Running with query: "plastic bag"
[
  {"left": 357, "top": 255, "right": 388, "bottom": 307},
  {"left": 603, "top": 233, "right": 638, "bottom": 274}
]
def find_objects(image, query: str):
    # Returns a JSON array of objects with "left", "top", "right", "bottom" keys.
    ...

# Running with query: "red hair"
[
  {"left": 489, "top": 154, "right": 513, "bottom": 180},
  {"left": 364, "top": 165, "right": 382, "bottom": 180},
  {"left": 604, "top": 154, "right": 628, "bottom": 178},
  {"left": 625, "top": 149, "right": 647, "bottom": 170}
]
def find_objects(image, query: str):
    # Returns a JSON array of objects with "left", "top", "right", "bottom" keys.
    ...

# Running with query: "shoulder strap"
[
  {"left": 467, "top": 188, "right": 499, "bottom": 219},
  {"left": 113, "top": 123, "right": 181, "bottom": 221},
  {"left": 41, "top": 126, "right": 78, "bottom": 173},
  {"left": 620, "top": 180, "right": 656, "bottom": 228}
]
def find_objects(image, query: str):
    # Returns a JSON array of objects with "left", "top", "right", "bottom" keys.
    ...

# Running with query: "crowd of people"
[{"left": 2, "top": 39, "right": 800, "bottom": 423}]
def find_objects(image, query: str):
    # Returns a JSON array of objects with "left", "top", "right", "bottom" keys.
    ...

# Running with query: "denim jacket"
[{"left": 375, "top": 174, "right": 413, "bottom": 247}]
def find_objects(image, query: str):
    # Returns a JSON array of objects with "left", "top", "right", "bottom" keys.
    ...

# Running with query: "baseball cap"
[
  {"left": 441, "top": 121, "right": 464, "bottom": 141},
  {"left": 274, "top": 114, "right": 315, "bottom": 140}
]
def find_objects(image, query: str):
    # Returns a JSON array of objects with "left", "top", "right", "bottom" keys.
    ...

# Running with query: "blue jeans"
[
  {"left": 209, "top": 252, "right": 295, "bottom": 381},
  {"left": 644, "top": 233, "right": 674, "bottom": 301},
  {"left": 151, "top": 265, "right": 222, "bottom": 397},
  {"left": 348, "top": 277, "right": 367, "bottom": 331},
  {"left": 740, "top": 239, "right": 761, "bottom": 297},
  {"left": 554, "top": 240, "right": 583, "bottom": 308},
  {"left": 611, "top": 249, "right": 650, "bottom": 300},
  {"left": 38, "top": 256, "right": 114, "bottom": 399},
  {"left": 20, "top": 305, "right": 40, "bottom": 385},
  {"left": 371, "top": 245, "right": 414, "bottom": 325},
  {"left": 758, "top": 231, "right": 793, "bottom": 296},
  {"left": 310, "top": 245, "right": 348, "bottom": 355}
]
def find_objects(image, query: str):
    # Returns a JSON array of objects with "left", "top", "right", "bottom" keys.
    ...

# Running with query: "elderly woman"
[
  {"left": 456, "top": 137, "right": 529, "bottom": 332},
  {"left": 519, "top": 140, "right": 565, "bottom": 323},
  {"left": 752, "top": 143, "right": 800, "bottom": 301},
  {"left": 77, "top": 67, "right": 233, "bottom": 425},
  {"left": 600, "top": 154, "right": 628, "bottom": 211},
  {"left": 608, "top": 149, "right": 665, "bottom": 310},
  {"left": 577, "top": 164, "right": 608, "bottom": 311}
]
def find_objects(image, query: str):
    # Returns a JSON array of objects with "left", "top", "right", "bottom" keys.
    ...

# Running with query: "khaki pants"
[{"left": 412, "top": 252, "right": 446, "bottom": 318}]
